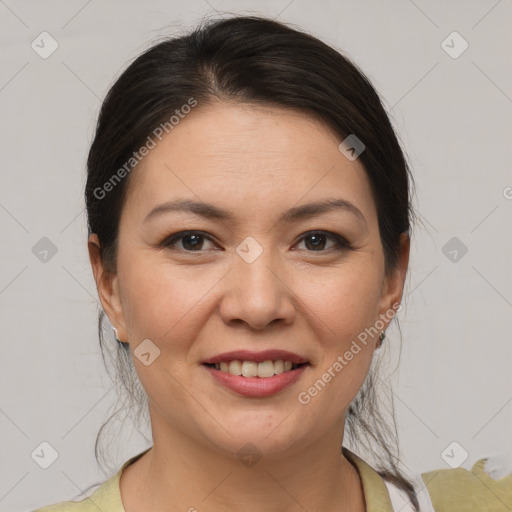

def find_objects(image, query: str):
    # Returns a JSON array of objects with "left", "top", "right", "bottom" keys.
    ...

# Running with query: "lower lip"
[{"left": 202, "top": 364, "right": 309, "bottom": 397}]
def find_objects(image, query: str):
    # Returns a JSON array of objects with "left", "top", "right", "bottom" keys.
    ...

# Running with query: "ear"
[
  {"left": 377, "top": 232, "right": 410, "bottom": 333},
  {"left": 88, "top": 233, "right": 128, "bottom": 342}
]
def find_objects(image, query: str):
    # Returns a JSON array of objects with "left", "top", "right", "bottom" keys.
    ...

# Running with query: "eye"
[
  {"left": 294, "top": 231, "right": 352, "bottom": 252},
  {"left": 161, "top": 230, "right": 352, "bottom": 253},
  {"left": 162, "top": 231, "right": 217, "bottom": 251}
]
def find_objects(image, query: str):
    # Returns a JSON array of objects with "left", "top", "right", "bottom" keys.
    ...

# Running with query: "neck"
[{"left": 120, "top": 411, "right": 366, "bottom": 512}]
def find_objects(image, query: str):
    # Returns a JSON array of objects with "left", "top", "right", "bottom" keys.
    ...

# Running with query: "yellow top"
[{"left": 31, "top": 448, "right": 512, "bottom": 511}]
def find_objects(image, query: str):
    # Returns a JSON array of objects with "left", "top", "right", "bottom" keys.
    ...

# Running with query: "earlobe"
[{"left": 87, "top": 234, "right": 128, "bottom": 341}]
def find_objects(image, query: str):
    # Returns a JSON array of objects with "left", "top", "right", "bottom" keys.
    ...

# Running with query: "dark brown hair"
[{"left": 85, "top": 14, "right": 418, "bottom": 510}]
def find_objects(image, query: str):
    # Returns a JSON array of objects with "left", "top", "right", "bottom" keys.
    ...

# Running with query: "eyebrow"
[{"left": 143, "top": 198, "right": 367, "bottom": 228}]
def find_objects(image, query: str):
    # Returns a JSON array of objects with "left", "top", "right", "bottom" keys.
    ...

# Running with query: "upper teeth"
[{"left": 216, "top": 360, "right": 296, "bottom": 378}]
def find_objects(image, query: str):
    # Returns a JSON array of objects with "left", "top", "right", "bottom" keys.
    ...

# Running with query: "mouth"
[
  {"left": 202, "top": 360, "right": 310, "bottom": 378},
  {"left": 201, "top": 350, "right": 311, "bottom": 396}
]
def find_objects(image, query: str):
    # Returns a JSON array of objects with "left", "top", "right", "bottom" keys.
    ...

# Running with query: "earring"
[
  {"left": 378, "top": 330, "right": 386, "bottom": 347},
  {"left": 112, "top": 326, "right": 125, "bottom": 344}
]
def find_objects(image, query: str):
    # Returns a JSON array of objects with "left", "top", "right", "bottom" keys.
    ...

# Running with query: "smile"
[
  {"left": 202, "top": 360, "right": 310, "bottom": 397},
  {"left": 204, "top": 359, "right": 307, "bottom": 378}
]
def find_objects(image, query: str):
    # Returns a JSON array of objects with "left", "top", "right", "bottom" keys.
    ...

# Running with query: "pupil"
[
  {"left": 181, "top": 234, "right": 327, "bottom": 251},
  {"left": 183, "top": 234, "right": 202, "bottom": 250},
  {"left": 306, "top": 234, "right": 325, "bottom": 251}
]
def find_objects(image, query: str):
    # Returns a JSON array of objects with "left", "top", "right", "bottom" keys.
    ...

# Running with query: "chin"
[{"left": 196, "top": 410, "right": 311, "bottom": 459}]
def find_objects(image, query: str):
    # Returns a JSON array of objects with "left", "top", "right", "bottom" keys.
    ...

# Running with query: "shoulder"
[
  {"left": 31, "top": 497, "right": 102, "bottom": 512},
  {"left": 30, "top": 470, "right": 124, "bottom": 512},
  {"left": 31, "top": 449, "right": 150, "bottom": 512},
  {"left": 421, "top": 452, "right": 512, "bottom": 511},
  {"left": 31, "top": 501, "right": 91, "bottom": 512}
]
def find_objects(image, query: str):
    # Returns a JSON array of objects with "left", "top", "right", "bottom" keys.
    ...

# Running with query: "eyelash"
[{"left": 161, "top": 230, "right": 352, "bottom": 253}]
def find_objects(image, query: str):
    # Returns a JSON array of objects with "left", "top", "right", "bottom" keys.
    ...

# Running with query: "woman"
[{"left": 33, "top": 15, "right": 511, "bottom": 512}]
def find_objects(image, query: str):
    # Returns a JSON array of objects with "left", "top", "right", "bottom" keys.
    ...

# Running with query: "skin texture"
[{"left": 88, "top": 101, "right": 410, "bottom": 512}]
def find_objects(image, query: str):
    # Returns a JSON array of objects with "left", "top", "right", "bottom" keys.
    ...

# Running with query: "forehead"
[{"left": 123, "top": 102, "right": 376, "bottom": 223}]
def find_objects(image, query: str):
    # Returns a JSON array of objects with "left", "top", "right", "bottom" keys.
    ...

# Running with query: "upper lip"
[{"left": 202, "top": 349, "right": 309, "bottom": 365}]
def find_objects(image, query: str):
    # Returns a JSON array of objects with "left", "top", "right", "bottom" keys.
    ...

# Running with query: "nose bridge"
[
  {"left": 235, "top": 240, "right": 282, "bottom": 303},
  {"left": 220, "top": 238, "right": 295, "bottom": 329}
]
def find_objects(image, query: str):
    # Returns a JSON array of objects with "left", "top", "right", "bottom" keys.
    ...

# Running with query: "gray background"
[{"left": 1, "top": 1, "right": 511, "bottom": 511}]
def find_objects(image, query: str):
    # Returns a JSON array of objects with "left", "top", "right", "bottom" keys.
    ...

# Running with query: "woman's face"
[{"left": 89, "top": 102, "right": 408, "bottom": 459}]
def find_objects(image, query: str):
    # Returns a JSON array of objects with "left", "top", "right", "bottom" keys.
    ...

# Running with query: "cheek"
[
  {"left": 303, "top": 262, "right": 382, "bottom": 339},
  {"left": 299, "top": 265, "right": 381, "bottom": 394},
  {"left": 118, "top": 256, "right": 219, "bottom": 348}
]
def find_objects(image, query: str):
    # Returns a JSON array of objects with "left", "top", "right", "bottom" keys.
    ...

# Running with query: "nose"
[{"left": 218, "top": 248, "right": 296, "bottom": 331}]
